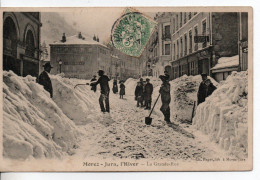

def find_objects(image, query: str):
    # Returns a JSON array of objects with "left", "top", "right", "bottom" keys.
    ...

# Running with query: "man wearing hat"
[
  {"left": 144, "top": 78, "right": 153, "bottom": 110},
  {"left": 197, "top": 73, "right": 216, "bottom": 105},
  {"left": 37, "top": 62, "right": 53, "bottom": 98},
  {"left": 159, "top": 75, "right": 171, "bottom": 123},
  {"left": 91, "top": 70, "right": 110, "bottom": 113}
]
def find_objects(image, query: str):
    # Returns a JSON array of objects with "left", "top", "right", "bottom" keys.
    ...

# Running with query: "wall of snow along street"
[
  {"left": 3, "top": 71, "right": 98, "bottom": 160},
  {"left": 193, "top": 71, "right": 248, "bottom": 158},
  {"left": 125, "top": 75, "right": 218, "bottom": 123}
]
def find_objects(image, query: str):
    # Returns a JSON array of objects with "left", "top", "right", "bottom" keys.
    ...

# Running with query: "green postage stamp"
[{"left": 111, "top": 9, "right": 157, "bottom": 57}]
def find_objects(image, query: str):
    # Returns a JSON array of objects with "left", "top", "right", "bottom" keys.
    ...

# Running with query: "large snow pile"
[
  {"left": 3, "top": 71, "right": 86, "bottom": 159},
  {"left": 50, "top": 74, "right": 99, "bottom": 125},
  {"left": 193, "top": 71, "right": 248, "bottom": 158},
  {"left": 170, "top": 75, "right": 218, "bottom": 123}
]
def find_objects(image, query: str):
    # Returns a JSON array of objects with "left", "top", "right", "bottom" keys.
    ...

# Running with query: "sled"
[{"left": 145, "top": 94, "right": 161, "bottom": 125}]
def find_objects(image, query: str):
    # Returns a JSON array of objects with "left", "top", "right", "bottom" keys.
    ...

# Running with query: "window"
[
  {"left": 189, "top": 61, "right": 195, "bottom": 75},
  {"left": 176, "top": 14, "right": 179, "bottom": 30},
  {"left": 172, "top": 18, "right": 175, "bottom": 33},
  {"left": 164, "top": 44, "right": 170, "bottom": 55},
  {"left": 180, "top": 37, "right": 183, "bottom": 57},
  {"left": 173, "top": 43, "right": 176, "bottom": 60},
  {"left": 202, "top": 19, "right": 207, "bottom": 48},
  {"left": 177, "top": 40, "right": 179, "bottom": 59},
  {"left": 164, "top": 25, "right": 171, "bottom": 39},
  {"left": 194, "top": 26, "right": 198, "bottom": 51},
  {"left": 188, "top": 12, "right": 192, "bottom": 20},
  {"left": 184, "top": 34, "right": 187, "bottom": 56},
  {"left": 180, "top": 13, "right": 182, "bottom": 28},
  {"left": 180, "top": 65, "right": 186, "bottom": 76},
  {"left": 184, "top": 12, "right": 187, "bottom": 24},
  {"left": 189, "top": 30, "right": 192, "bottom": 53}
]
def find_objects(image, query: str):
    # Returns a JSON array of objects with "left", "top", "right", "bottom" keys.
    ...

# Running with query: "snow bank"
[
  {"left": 193, "top": 71, "right": 248, "bottom": 158},
  {"left": 170, "top": 75, "right": 218, "bottom": 123},
  {"left": 50, "top": 74, "right": 99, "bottom": 125},
  {"left": 3, "top": 71, "right": 84, "bottom": 159}
]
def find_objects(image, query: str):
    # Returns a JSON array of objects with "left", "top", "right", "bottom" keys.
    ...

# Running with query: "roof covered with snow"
[
  {"left": 50, "top": 33, "right": 108, "bottom": 48},
  {"left": 211, "top": 55, "right": 239, "bottom": 71}
]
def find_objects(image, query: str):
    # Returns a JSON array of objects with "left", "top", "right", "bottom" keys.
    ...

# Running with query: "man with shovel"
[{"left": 159, "top": 75, "right": 171, "bottom": 123}]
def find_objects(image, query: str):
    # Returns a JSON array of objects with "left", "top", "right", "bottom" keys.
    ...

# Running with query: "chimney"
[
  {"left": 93, "top": 34, "right": 96, "bottom": 41},
  {"left": 97, "top": 36, "right": 99, "bottom": 42},
  {"left": 61, "top": 33, "right": 66, "bottom": 42},
  {"left": 78, "top": 32, "right": 82, "bottom": 39}
]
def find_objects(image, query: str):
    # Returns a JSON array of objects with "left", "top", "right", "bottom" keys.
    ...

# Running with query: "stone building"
[
  {"left": 50, "top": 33, "right": 141, "bottom": 80},
  {"left": 145, "top": 12, "right": 248, "bottom": 81},
  {"left": 50, "top": 32, "right": 111, "bottom": 79},
  {"left": 170, "top": 12, "right": 240, "bottom": 80},
  {"left": 3, "top": 12, "right": 42, "bottom": 77}
]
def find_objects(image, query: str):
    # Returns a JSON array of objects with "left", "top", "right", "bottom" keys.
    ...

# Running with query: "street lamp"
[{"left": 58, "top": 59, "right": 62, "bottom": 73}]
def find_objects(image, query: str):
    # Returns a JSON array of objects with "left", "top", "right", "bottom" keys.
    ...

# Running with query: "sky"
[{"left": 57, "top": 8, "right": 156, "bottom": 44}]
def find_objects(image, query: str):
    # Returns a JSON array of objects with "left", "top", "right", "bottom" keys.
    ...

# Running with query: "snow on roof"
[
  {"left": 211, "top": 55, "right": 239, "bottom": 70},
  {"left": 50, "top": 34, "right": 108, "bottom": 48}
]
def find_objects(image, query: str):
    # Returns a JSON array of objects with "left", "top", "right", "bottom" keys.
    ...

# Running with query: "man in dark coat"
[
  {"left": 197, "top": 74, "right": 216, "bottom": 105},
  {"left": 91, "top": 70, "right": 110, "bottom": 113},
  {"left": 159, "top": 75, "right": 171, "bottom": 123},
  {"left": 37, "top": 62, "right": 53, "bottom": 98},
  {"left": 144, "top": 78, "right": 153, "bottom": 110},
  {"left": 90, "top": 75, "right": 97, "bottom": 92},
  {"left": 139, "top": 78, "right": 145, "bottom": 106},
  {"left": 135, "top": 81, "right": 143, "bottom": 107}
]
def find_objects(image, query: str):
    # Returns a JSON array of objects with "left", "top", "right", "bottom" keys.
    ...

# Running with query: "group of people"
[
  {"left": 37, "top": 62, "right": 216, "bottom": 123},
  {"left": 134, "top": 78, "right": 153, "bottom": 110},
  {"left": 134, "top": 74, "right": 171, "bottom": 123},
  {"left": 112, "top": 79, "right": 126, "bottom": 99}
]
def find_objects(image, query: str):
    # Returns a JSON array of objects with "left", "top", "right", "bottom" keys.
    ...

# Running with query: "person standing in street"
[
  {"left": 37, "top": 62, "right": 53, "bottom": 98},
  {"left": 90, "top": 75, "right": 97, "bottom": 92},
  {"left": 144, "top": 78, "right": 153, "bottom": 110},
  {"left": 112, "top": 79, "right": 118, "bottom": 94},
  {"left": 197, "top": 73, "right": 216, "bottom": 105},
  {"left": 119, "top": 81, "right": 125, "bottom": 99},
  {"left": 139, "top": 78, "right": 145, "bottom": 107},
  {"left": 91, "top": 70, "right": 110, "bottom": 113},
  {"left": 159, "top": 75, "right": 171, "bottom": 123},
  {"left": 135, "top": 81, "right": 143, "bottom": 107}
]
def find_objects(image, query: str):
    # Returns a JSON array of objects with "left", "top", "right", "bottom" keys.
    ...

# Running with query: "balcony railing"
[{"left": 3, "top": 38, "right": 17, "bottom": 57}]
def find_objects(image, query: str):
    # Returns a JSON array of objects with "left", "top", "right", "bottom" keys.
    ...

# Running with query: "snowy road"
[{"left": 75, "top": 91, "right": 228, "bottom": 161}]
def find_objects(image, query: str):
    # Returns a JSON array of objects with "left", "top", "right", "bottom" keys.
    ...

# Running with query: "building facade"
[
  {"left": 143, "top": 12, "right": 248, "bottom": 81},
  {"left": 50, "top": 33, "right": 141, "bottom": 80},
  {"left": 3, "top": 12, "right": 42, "bottom": 77},
  {"left": 50, "top": 33, "right": 111, "bottom": 79}
]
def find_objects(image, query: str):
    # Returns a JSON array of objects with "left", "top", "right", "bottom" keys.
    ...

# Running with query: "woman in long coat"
[{"left": 112, "top": 79, "right": 118, "bottom": 94}]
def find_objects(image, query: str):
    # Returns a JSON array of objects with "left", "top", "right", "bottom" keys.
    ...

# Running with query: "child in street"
[{"left": 119, "top": 81, "right": 125, "bottom": 99}]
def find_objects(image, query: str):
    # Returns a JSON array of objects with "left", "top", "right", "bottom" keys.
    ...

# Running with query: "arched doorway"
[
  {"left": 23, "top": 29, "right": 38, "bottom": 77},
  {"left": 3, "top": 17, "right": 20, "bottom": 75}
]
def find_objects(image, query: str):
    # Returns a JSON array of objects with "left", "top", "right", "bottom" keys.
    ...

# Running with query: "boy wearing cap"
[
  {"left": 37, "top": 62, "right": 53, "bottom": 98},
  {"left": 159, "top": 75, "right": 171, "bottom": 123}
]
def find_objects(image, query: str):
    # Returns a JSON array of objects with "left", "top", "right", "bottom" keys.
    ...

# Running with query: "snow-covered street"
[
  {"left": 76, "top": 89, "right": 227, "bottom": 161},
  {"left": 3, "top": 71, "right": 247, "bottom": 161}
]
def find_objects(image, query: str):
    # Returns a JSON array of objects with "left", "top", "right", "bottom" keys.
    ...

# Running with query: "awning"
[{"left": 211, "top": 55, "right": 239, "bottom": 73}]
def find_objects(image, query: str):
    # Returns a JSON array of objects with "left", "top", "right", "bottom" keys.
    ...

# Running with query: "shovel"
[
  {"left": 145, "top": 94, "right": 161, "bottom": 125},
  {"left": 74, "top": 83, "right": 90, "bottom": 89}
]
